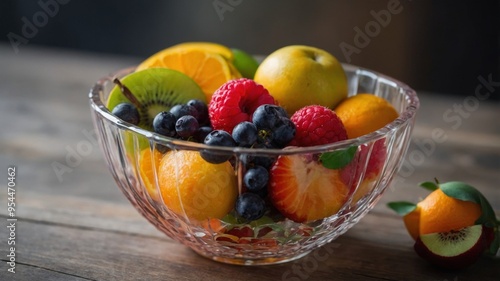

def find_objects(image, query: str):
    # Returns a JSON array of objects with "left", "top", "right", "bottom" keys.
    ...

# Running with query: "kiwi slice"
[
  {"left": 107, "top": 68, "right": 206, "bottom": 131},
  {"left": 414, "top": 224, "right": 491, "bottom": 269}
]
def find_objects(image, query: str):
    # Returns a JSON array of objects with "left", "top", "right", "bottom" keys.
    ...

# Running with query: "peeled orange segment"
[
  {"left": 137, "top": 49, "right": 236, "bottom": 101},
  {"left": 138, "top": 148, "right": 163, "bottom": 200}
]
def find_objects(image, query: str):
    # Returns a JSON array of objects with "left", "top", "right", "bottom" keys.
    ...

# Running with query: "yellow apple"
[{"left": 254, "top": 45, "right": 347, "bottom": 115}]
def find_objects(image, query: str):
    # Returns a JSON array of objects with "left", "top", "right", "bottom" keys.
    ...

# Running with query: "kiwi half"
[
  {"left": 414, "top": 224, "right": 491, "bottom": 269},
  {"left": 107, "top": 68, "right": 206, "bottom": 131}
]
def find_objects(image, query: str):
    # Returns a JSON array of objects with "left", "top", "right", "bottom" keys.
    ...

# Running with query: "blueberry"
[
  {"left": 232, "top": 121, "right": 258, "bottom": 147},
  {"left": 153, "top": 111, "right": 177, "bottom": 137},
  {"left": 200, "top": 130, "right": 236, "bottom": 164},
  {"left": 111, "top": 103, "right": 140, "bottom": 125},
  {"left": 170, "top": 104, "right": 198, "bottom": 120},
  {"left": 252, "top": 155, "right": 276, "bottom": 170},
  {"left": 244, "top": 166, "right": 269, "bottom": 192},
  {"left": 252, "top": 104, "right": 288, "bottom": 130},
  {"left": 193, "top": 126, "right": 213, "bottom": 143},
  {"left": 175, "top": 115, "right": 199, "bottom": 138},
  {"left": 235, "top": 193, "right": 266, "bottom": 221},
  {"left": 241, "top": 143, "right": 277, "bottom": 169},
  {"left": 272, "top": 118, "right": 296, "bottom": 147},
  {"left": 187, "top": 99, "right": 209, "bottom": 125}
]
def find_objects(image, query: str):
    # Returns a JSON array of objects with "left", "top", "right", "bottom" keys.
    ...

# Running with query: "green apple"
[{"left": 254, "top": 45, "right": 347, "bottom": 115}]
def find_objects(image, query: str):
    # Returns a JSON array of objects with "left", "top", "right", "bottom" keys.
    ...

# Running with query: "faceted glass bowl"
[{"left": 89, "top": 64, "right": 419, "bottom": 265}]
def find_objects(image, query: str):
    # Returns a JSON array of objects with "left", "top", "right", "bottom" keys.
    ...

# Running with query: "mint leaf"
[
  {"left": 387, "top": 201, "right": 417, "bottom": 216},
  {"left": 320, "top": 146, "right": 357, "bottom": 170},
  {"left": 440, "top": 181, "right": 500, "bottom": 256},
  {"left": 419, "top": 181, "right": 439, "bottom": 191}
]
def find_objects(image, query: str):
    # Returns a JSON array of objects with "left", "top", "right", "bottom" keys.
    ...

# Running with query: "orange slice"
[
  {"left": 165, "top": 42, "right": 234, "bottom": 61},
  {"left": 137, "top": 45, "right": 241, "bottom": 101}
]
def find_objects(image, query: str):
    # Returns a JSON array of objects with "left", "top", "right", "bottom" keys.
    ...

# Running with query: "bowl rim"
[{"left": 89, "top": 64, "right": 419, "bottom": 155}]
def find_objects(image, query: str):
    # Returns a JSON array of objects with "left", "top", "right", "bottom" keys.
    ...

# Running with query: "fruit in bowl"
[{"left": 89, "top": 42, "right": 419, "bottom": 265}]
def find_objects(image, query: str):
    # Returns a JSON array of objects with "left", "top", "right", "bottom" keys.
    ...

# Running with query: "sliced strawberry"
[
  {"left": 269, "top": 154, "right": 351, "bottom": 223},
  {"left": 340, "top": 139, "right": 387, "bottom": 187}
]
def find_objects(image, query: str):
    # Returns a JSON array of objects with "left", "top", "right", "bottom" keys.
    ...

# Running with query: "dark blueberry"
[
  {"left": 252, "top": 155, "right": 276, "bottom": 170},
  {"left": 252, "top": 186, "right": 268, "bottom": 199},
  {"left": 200, "top": 130, "right": 236, "bottom": 164},
  {"left": 241, "top": 143, "right": 277, "bottom": 169},
  {"left": 175, "top": 115, "right": 199, "bottom": 138},
  {"left": 153, "top": 111, "right": 177, "bottom": 137},
  {"left": 193, "top": 126, "right": 213, "bottom": 143},
  {"left": 111, "top": 103, "right": 140, "bottom": 125},
  {"left": 235, "top": 193, "right": 266, "bottom": 221},
  {"left": 275, "top": 106, "right": 289, "bottom": 118},
  {"left": 252, "top": 104, "right": 288, "bottom": 130},
  {"left": 187, "top": 99, "right": 209, "bottom": 125},
  {"left": 170, "top": 104, "right": 198, "bottom": 120},
  {"left": 232, "top": 121, "right": 258, "bottom": 147},
  {"left": 244, "top": 166, "right": 269, "bottom": 192},
  {"left": 272, "top": 118, "right": 296, "bottom": 147}
]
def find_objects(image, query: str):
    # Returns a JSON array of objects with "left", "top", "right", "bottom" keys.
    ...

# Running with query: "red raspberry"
[
  {"left": 289, "top": 105, "right": 347, "bottom": 147},
  {"left": 209, "top": 78, "right": 275, "bottom": 134}
]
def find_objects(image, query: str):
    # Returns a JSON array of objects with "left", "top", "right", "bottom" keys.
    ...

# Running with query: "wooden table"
[{"left": 1, "top": 44, "right": 499, "bottom": 281}]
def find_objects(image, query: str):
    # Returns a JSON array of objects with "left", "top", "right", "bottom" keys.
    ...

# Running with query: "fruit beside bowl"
[{"left": 89, "top": 43, "right": 419, "bottom": 265}]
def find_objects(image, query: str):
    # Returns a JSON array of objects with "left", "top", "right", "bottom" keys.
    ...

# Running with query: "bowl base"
[{"left": 193, "top": 248, "right": 311, "bottom": 266}]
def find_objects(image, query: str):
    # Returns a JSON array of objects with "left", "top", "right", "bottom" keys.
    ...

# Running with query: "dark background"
[{"left": 1, "top": 0, "right": 499, "bottom": 100}]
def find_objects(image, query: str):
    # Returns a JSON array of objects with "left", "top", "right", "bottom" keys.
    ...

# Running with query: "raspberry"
[
  {"left": 209, "top": 78, "right": 275, "bottom": 134},
  {"left": 289, "top": 105, "right": 347, "bottom": 147}
]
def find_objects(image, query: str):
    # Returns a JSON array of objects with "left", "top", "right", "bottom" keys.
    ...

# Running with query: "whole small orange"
[
  {"left": 334, "top": 93, "right": 399, "bottom": 139},
  {"left": 158, "top": 150, "right": 238, "bottom": 222}
]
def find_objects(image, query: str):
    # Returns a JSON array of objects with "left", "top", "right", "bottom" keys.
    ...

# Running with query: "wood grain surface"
[{"left": 0, "top": 44, "right": 499, "bottom": 280}]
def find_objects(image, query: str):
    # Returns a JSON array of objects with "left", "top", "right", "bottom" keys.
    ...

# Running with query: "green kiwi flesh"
[{"left": 107, "top": 68, "right": 206, "bottom": 131}]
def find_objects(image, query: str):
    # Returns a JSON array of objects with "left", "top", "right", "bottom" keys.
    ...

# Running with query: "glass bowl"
[{"left": 88, "top": 64, "right": 419, "bottom": 265}]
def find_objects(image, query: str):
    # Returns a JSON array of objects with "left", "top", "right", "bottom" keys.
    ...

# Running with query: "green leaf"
[
  {"left": 320, "top": 146, "right": 358, "bottom": 170},
  {"left": 440, "top": 181, "right": 500, "bottom": 256},
  {"left": 419, "top": 181, "right": 439, "bottom": 191},
  {"left": 387, "top": 201, "right": 417, "bottom": 216}
]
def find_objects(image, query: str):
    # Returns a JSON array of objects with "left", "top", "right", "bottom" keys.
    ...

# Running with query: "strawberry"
[
  {"left": 289, "top": 105, "right": 347, "bottom": 147},
  {"left": 340, "top": 139, "right": 387, "bottom": 186},
  {"left": 209, "top": 78, "right": 276, "bottom": 134},
  {"left": 268, "top": 154, "right": 351, "bottom": 222}
]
